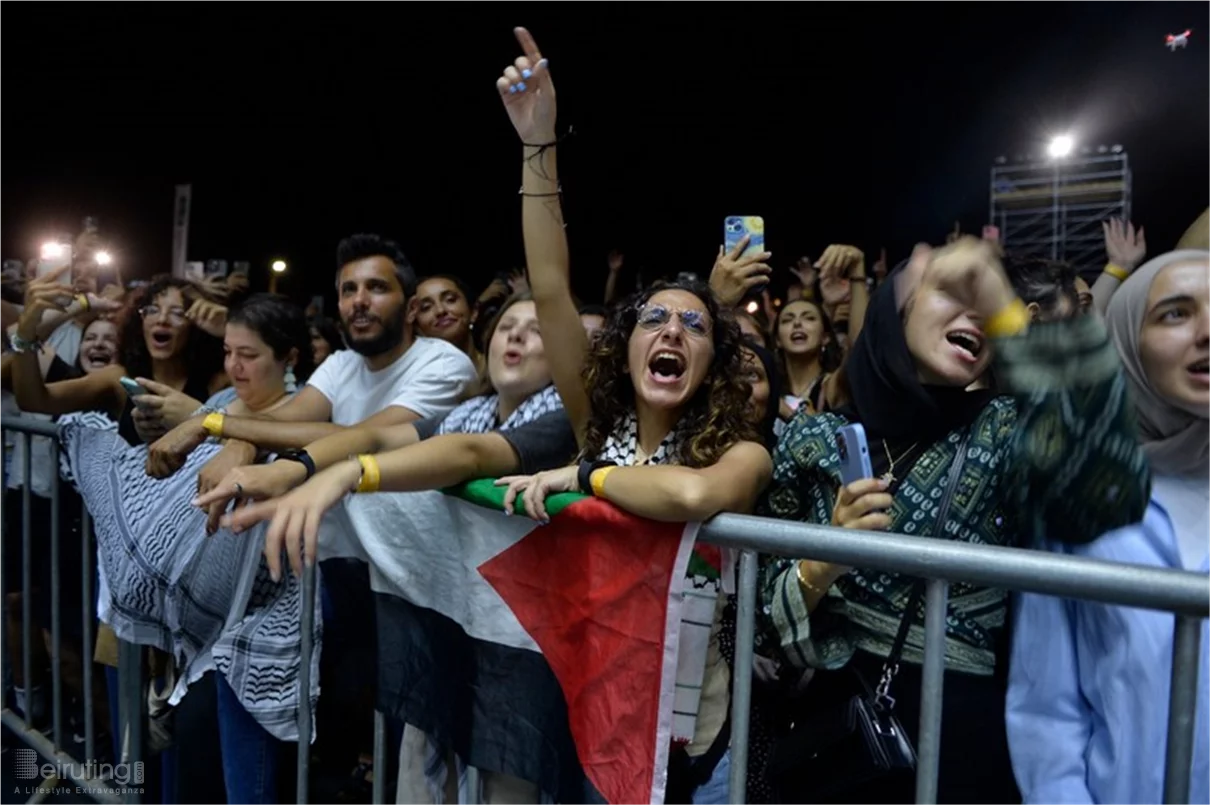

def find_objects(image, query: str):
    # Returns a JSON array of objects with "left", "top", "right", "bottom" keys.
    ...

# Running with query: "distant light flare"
[
  {"left": 41, "top": 241, "right": 68, "bottom": 259},
  {"left": 1048, "top": 134, "right": 1075, "bottom": 159}
]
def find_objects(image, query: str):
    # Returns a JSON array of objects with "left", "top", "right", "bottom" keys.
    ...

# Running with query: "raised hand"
[
  {"left": 496, "top": 27, "right": 555, "bottom": 145},
  {"left": 607, "top": 250, "right": 625, "bottom": 274},
  {"left": 709, "top": 235, "right": 773, "bottom": 308},
  {"left": 790, "top": 257, "right": 817, "bottom": 290},
  {"left": 816, "top": 244, "right": 863, "bottom": 307},
  {"left": 185, "top": 298, "right": 228, "bottom": 338},
  {"left": 16, "top": 264, "right": 74, "bottom": 339},
  {"left": 922, "top": 236, "right": 1014, "bottom": 321},
  {"left": 1102, "top": 218, "right": 1147, "bottom": 274}
]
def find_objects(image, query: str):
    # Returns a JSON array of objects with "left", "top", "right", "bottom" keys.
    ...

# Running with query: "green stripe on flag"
[
  {"left": 686, "top": 551, "right": 720, "bottom": 580},
  {"left": 447, "top": 478, "right": 585, "bottom": 519}
]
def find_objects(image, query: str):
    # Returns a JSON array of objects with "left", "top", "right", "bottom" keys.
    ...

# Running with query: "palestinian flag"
[{"left": 333, "top": 479, "right": 714, "bottom": 804}]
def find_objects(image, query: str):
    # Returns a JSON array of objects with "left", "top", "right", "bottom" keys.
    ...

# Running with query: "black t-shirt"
[{"left": 413, "top": 409, "right": 578, "bottom": 475}]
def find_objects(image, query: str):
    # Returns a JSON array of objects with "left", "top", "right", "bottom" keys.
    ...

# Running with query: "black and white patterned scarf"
[
  {"left": 597, "top": 410, "right": 686, "bottom": 467},
  {"left": 437, "top": 384, "right": 562, "bottom": 436},
  {"left": 216, "top": 385, "right": 567, "bottom": 744}
]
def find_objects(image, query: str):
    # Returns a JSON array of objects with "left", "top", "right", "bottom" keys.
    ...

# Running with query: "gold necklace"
[{"left": 881, "top": 440, "right": 918, "bottom": 485}]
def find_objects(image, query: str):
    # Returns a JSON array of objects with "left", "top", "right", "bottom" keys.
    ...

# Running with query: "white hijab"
[{"left": 1106, "top": 249, "right": 1210, "bottom": 478}]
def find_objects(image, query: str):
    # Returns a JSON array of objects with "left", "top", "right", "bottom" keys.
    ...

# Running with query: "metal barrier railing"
[
  {"left": 4, "top": 415, "right": 1206, "bottom": 805},
  {"left": 346, "top": 509, "right": 1206, "bottom": 805},
  {"left": 2, "top": 416, "right": 132, "bottom": 805}
]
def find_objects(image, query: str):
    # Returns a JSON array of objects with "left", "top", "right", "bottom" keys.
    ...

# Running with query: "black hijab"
[{"left": 836, "top": 261, "right": 999, "bottom": 448}]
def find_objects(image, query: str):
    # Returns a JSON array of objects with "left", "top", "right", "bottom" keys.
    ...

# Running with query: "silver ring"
[{"left": 232, "top": 482, "right": 244, "bottom": 497}]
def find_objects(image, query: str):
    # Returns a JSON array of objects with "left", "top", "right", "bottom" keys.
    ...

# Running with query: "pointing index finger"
[{"left": 514, "top": 26, "right": 543, "bottom": 63}]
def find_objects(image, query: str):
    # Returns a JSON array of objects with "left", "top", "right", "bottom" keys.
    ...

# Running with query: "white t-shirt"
[{"left": 306, "top": 337, "right": 478, "bottom": 427}]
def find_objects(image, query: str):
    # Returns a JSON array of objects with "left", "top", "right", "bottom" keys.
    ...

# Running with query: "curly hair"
[
  {"left": 579, "top": 280, "right": 757, "bottom": 468},
  {"left": 120, "top": 275, "right": 224, "bottom": 383}
]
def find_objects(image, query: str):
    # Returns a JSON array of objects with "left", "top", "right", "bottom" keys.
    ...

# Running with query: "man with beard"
[{"left": 146, "top": 233, "right": 478, "bottom": 504}]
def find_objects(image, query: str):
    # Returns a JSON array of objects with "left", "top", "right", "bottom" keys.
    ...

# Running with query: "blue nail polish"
[
  {"left": 516, "top": 81, "right": 527, "bottom": 92},
  {"left": 508, "top": 85, "right": 518, "bottom": 94},
  {"left": 521, "top": 68, "right": 532, "bottom": 80}
]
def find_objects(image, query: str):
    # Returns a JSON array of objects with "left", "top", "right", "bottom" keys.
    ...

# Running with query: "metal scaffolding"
[{"left": 989, "top": 151, "right": 1131, "bottom": 274}]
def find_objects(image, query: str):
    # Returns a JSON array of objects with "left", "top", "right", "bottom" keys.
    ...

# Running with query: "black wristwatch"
[
  {"left": 577, "top": 460, "right": 617, "bottom": 495},
  {"left": 275, "top": 449, "right": 317, "bottom": 480}
]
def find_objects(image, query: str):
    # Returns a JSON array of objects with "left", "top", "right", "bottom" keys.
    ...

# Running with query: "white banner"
[{"left": 171, "top": 184, "right": 192, "bottom": 278}]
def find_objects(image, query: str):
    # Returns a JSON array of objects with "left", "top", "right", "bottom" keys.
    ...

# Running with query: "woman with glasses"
[
  {"left": 483, "top": 29, "right": 770, "bottom": 804},
  {"left": 11, "top": 275, "right": 225, "bottom": 445}
]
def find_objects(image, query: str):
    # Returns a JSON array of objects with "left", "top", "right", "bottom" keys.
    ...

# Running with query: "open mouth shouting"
[
  {"left": 1188, "top": 358, "right": 1210, "bottom": 386},
  {"left": 149, "top": 329, "right": 175, "bottom": 352},
  {"left": 945, "top": 328, "right": 985, "bottom": 364},
  {"left": 648, "top": 350, "right": 686, "bottom": 385},
  {"left": 82, "top": 345, "right": 114, "bottom": 368}
]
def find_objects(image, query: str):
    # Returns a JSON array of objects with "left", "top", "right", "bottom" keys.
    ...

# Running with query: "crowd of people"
[{"left": 2, "top": 26, "right": 1208, "bottom": 805}]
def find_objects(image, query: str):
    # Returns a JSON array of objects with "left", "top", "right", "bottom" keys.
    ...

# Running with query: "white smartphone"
[
  {"left": 119, "top": 377, "right": 146, "bottom": 398},
  {"left": 37, "top": 241, "right": 72, "bottom": 287}
]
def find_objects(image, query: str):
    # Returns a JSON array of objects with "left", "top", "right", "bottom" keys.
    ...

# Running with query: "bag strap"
[{"left": 875, "top": 428, "right": 973, "bottom": 706}]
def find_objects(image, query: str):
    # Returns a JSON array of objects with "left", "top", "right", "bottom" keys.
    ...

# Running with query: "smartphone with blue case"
[
  {"left": 835, "top": 423, "right": 874, "bottom": 487},
  {"left": 724, "top": 216, "right": 765, "bottom": 258}
]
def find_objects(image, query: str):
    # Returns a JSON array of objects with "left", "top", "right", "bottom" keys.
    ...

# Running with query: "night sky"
[{"left": 3, "top": 3, "right": 1207, "bottom": 308}]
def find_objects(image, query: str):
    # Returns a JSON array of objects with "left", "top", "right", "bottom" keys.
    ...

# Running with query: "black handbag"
[{"left": 768, "top": 430, "right": 971, "bottom": 801}]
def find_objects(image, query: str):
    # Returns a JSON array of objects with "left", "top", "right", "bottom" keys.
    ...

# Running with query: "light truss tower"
[{"left": 989, "top": 151, "right": 1131, "bottom": 274}]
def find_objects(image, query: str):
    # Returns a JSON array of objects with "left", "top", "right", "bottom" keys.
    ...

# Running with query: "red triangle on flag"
[{"left": 479, "top": 497, "right": 688, "bottom": 805}]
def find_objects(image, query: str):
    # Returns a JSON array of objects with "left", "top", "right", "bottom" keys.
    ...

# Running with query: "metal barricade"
[
  {"left": 351, "top": 513, "right": 1207, "bottom": 805},
  {"left": 5, "top": 413, "right": 1204, "bottom": 805},
  {"left": 1, "top": 417, "right": 130, "bottom": 804}
]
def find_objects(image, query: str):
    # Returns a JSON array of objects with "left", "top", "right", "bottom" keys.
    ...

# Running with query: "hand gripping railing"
[
  {"left": 349, "top": 511, "right": 1206, "bottom": 805},
  {"left": 8, "top": 412, "right": 1203, "bottom": 805}
]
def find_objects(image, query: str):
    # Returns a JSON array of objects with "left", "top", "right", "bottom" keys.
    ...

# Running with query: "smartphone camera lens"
[{"left": 837, "top": 434, "right": 848, "bottom": 461}]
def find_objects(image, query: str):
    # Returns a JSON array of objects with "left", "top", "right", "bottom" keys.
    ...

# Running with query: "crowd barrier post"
[{"left": 1, "top": 417, "right": 121, "bottom": 803}]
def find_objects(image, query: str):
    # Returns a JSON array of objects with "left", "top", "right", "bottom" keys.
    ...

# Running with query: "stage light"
[
  {"left": 271, "top": 260, "right": 287, "bottom": 273},
  {"left": 1048, "top": 135, "right": 1074, "bottom": 159}
]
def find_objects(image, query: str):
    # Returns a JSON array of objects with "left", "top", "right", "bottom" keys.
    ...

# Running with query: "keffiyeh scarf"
[
  {"left": 436, "top": 385, "right": 562, "bottom": 436},
  {"left": 220, "top": 386, "right": 567, "bottom": 747}
]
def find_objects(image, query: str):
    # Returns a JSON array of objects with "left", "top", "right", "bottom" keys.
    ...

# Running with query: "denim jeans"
[
  {"left": 691, "top": 748, "right": 732, "bottom": 805},
  {"left": 216, "top": 670, "right": 280, "bottom": 804}
]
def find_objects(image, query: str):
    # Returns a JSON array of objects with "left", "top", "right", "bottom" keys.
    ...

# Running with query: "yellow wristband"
[
  {"left": 984, "top": 299, "right": 1030, "bottom": 339},
  {"left": 590, "top": 465, "right": 616, "bottom": 498},
  {"left": 355, "top": 454, "right": 380, "bottom": 494},
  {"left": 201, "top": 412, "right": 225, "bottom": 438},
  {"left": 74, "top": 294, "right": 90, "bottom": 313},
  {"left": 1104, "top": 263, "right": 1130, "bottom": 282}
]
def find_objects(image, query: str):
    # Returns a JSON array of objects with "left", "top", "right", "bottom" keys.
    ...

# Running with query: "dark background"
[{"left": 3, "top": 3, "right": 1207, "bottom": 308}]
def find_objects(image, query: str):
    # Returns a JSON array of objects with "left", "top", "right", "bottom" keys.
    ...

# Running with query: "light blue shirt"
[{"left": 1006, "top": 495, "right": 1209, "bottom": 804}]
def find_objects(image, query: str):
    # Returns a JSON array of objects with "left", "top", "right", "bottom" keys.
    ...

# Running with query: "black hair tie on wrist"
[{"left": 577, "top": 459, "right": 617, "bottom": 495}]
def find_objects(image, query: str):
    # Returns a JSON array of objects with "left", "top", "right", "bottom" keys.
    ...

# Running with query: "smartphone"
[
  {"left": 184, "top": 262, "right": 205, "bottom": 282},
  {"left": 37, "top": 240, "right": 73, "bottom": 287},
  {"left": 835, "top": 423, "right": 874, "bottom": 487},
  {"left": 204, "top": 259, "right": 229, "bottom": 279},
  {"left": 231, "top": 261, "right": 250, "bottom": 277},
  {"left": 119, "top": 377, "right": 146, "bottom": 398},
  {"left": 724, "top": 215, "right": 765, "bottom": 258}
]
